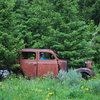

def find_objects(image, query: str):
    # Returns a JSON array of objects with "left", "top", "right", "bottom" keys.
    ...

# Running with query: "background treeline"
[{"left": 0, "top": 0, "right": 100, "bottom": 70}]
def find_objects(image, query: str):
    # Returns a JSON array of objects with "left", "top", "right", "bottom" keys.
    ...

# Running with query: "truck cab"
[{"left": 19, "top": 49, "right": 67, "bottom": 78}]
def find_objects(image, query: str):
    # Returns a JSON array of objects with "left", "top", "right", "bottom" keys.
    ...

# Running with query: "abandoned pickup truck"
[{"left": 18, "top": 49, "right": 94, "bottom": 79}]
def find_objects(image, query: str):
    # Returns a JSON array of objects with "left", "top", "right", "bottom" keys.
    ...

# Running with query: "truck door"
[
  {"left": 20, "top": 52, "right": 37, "bottom": 78},
  {"left": 38, "top": 52, "right": 58, "bottom": 77}
]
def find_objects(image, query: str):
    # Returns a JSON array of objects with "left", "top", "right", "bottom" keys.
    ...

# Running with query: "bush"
[{"left": 57, "top": 69, "right": 82, "bottom": 85}]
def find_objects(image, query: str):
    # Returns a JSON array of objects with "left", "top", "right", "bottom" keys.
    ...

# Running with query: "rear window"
[{"left": 22, "top": 52, "right": 36, "bottom": 60}]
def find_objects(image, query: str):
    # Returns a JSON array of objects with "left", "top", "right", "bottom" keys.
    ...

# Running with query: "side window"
[
  {"left": 40, "top": 52, "right": 55, "bottom": 60},
  {"left": 22, "top": 52, "right": 36, "bottom": 60}
]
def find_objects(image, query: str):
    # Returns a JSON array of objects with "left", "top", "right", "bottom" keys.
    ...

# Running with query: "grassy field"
[{"left": 0, "top": 70, "right": 100, "bottom": 100}]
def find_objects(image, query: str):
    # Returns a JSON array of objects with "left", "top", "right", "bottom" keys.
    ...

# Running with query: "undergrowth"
[{"left": 0, "top": 69, "right": 100, "bottom": 100}]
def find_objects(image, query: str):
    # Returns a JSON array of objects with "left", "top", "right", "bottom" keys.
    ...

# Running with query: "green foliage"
[
  {"left": 0, "top": 74, "right": 100, "bottom": 100},
  {"left": 80, "top": 77, "right": 100, "bottom": 95},
  {"left": 78, "top": 0, "right": 100, "bottom": 25},
  {"left": 93, "top": 25, "right": 100, "bottom": 62},
  {"left": 0, "top": 0, "right": 25, "bottom": 69},
  {"left": 88, "top": 80, "right": 100, "bottom": 95},
  {"left": 67, "top": 89, "right": 84, "bottom": 99},
  {"left": 0, "top": 0, "right": 99, "bottom": 69},
  {"left": 12, "top": 0, "right": 95, "bottom": 67},
  {"left": 57, "top": 69, "right": 82, "bottom": 85},
  {"left": 92, "top": 25, "right": 100, "bottom": 72},
  {"left": 0, "top": 31, "right": 24, "bottom": 69}
]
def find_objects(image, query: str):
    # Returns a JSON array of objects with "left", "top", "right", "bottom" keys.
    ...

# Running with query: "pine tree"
[
  {"left": 0, "top": 0, "right": 97, "bottom": 69},
  {"left": 92, "top": 24, "right": 100, "bottom": 71},
  {"left": 11, "top": 0, "right": 95, "bottom": 67},
  {"left": 0, "top": 0, "right": 24, "bottom": 70}
]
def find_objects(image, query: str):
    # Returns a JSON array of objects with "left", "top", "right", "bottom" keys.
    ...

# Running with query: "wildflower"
[
  {"left": 81, "top": 86, "right": 84, "bottom": 89},
  {"left": 47, "top": 92, "right": 54, "bottom": 97},
  {"left": 47, "top": 88, "right": 50, "bottom": 90},
  {"left": 45, "top": 98, "right": 49, "bottom": 100},
  {"left": 81, "top": 86, "right": 89, "bottom": 91},
  {"left": 85, "top": 88, "right": 89, "bottom": 91},
  {"left": 93, "top": 78, "right": 96, "bottom": 80}
]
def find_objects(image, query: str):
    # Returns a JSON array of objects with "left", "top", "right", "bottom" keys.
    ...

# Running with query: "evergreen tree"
[
  {"left": 92, "top": 24, "right": 100, "bottom": 70},
  {"left": 0, "top": 0, "right": 97, "bottom": 69},
  {"left": 0, "top": 0, "right": 24, "bottom": 70},
  {"left": 78, "top": 0, "right": 100, "bottom": 25},
  {"left": 12, "top": 0, "right": 95, "bottom": 67}
]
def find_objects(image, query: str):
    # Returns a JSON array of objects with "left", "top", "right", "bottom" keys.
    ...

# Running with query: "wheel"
[{"left": 81, "top": 72, "right": 90, "bottom": 80}]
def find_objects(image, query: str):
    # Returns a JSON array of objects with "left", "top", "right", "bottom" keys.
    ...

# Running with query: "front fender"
[{"left": 75, "top": 68, "right": 95, "bottom": 77}]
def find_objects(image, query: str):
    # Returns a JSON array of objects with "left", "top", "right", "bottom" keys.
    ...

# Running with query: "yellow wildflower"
[
  {"left": 47, "top": 92, "right": 54, "bottom": 97},
  {"left": 93, "top": 78, "right": 96, "bottom": 80},
  {"left": 81, "top": 86, "right": 84, "bottom": 89},
  {"left": 45, "top": 98, "right": 49, "bottom": 100},
  {"left": 85, "top": 88, "right": 89, "bottom": 91},
  {"left": 47, "top": 88, "right": 50, "bottom": 90}
]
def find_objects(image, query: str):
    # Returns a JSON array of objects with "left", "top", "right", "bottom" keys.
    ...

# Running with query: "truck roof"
[{"left": 19, "top": 48, "right": 53, "bottom": 52}]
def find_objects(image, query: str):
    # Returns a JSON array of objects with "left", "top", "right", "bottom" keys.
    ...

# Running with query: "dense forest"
[{"left": 0, "top": 0, "right": 100, "bottom": 70}]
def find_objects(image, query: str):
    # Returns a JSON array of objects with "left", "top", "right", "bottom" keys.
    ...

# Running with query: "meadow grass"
[{"left": 0, "top": 71, "right": 100, "bottom": 100}]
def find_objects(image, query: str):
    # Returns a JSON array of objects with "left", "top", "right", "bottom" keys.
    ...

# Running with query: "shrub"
[{"left": 57, "top": 69, "right": 82, "bottom": 85}]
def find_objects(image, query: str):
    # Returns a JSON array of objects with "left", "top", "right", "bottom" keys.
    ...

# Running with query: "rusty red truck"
[{"left": 18, "top": 48, "right": 94, "bottom": 79}]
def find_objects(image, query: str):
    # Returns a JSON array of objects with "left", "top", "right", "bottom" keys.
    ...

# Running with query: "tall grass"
[{"left": 0, "top": 69, "right": 100, "bottom": 100}]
